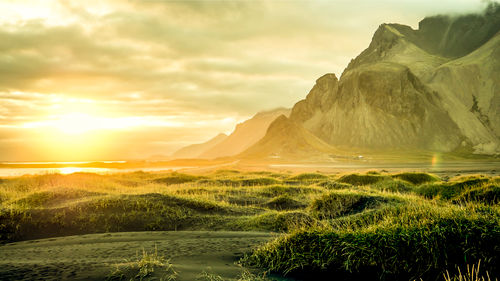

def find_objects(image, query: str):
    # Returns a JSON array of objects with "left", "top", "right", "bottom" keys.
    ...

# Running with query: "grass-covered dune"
[
  {"left": 244, "top": 202, "right": 499, "bottom": 281},
  {"left": 0, "top": 170, "right": 499, "bottom": 280}
]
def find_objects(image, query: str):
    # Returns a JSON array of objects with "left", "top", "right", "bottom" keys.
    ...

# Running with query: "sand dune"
[{"left": 0, "top": 231, "right": 285, "bottom": 281}]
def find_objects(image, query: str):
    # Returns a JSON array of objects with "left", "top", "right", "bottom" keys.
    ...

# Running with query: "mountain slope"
[
  {"left": 291, "top": 65, "right": 463, "bottom": 151},
  {"left": 171, "top": 133, "right": 227, "bottom": 159},
  {"left": 289, "top": 6, "right": 500, "bottom": 155},
  {"left": 200, "top": 108, "right": 290, "bottom": 159},
  {"left": 239, "top": 115, "right": 338, "bottom": 160},
  {"left": 426, "top": 31, "right": 500, "bottom": 153}
]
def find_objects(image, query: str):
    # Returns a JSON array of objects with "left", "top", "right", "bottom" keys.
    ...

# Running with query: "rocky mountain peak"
[
  {"left": 265, "top": 114, "right": 291, "bottom": 134},
  {"left": 285, "top": 5, "right": 500, "bottom": 156},
  {"left": 343, "top": 24, "right": 411, "bottom": 73},
  {"left": 289, "top": 73, "right": 339, "bottom": 123},
  {"left": 315, "top": 73, "right": 338, "bottom": 90},
  {"left": 416, "top": 4, "right": 500, "bottom": 58}
]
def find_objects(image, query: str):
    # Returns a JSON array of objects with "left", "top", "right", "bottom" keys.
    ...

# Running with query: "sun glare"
[
  {"left": 23, "top": 112, "right": 142, "bottom": 135},
  {"left": 50, "top": 113, "right": 142, "bottom": 135},
  {"left": 54, "top": 113, "right": 99, "bottom": 135}
]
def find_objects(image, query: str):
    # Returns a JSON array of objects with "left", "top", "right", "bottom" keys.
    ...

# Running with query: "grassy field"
[{"left": 0, "top": 170, "right": 499, "bottom": 280}]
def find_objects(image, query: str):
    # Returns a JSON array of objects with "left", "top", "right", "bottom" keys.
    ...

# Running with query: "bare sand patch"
[{"left": 0, "top": 231, "right": 285, "bottom": 281}]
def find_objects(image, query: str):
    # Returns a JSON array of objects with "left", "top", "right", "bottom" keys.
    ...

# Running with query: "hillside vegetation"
[{"left": 0, "top": 170, "right": 498, "bottom": 280}]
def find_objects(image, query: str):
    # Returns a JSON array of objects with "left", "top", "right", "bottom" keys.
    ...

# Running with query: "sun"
[
  {"left": 53, "top": 113, "right": 100, "bottom": 135},
  {"left": 24, "top": 112, "right": 136, "bottom": 135},
  {"left": 24, "top": 112, "right": 114, "bottom": 135}
]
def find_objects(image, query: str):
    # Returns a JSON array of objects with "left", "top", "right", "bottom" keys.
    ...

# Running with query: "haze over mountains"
[
  {"left": 172, "top": 108, "right": 290, "bottom": 159},
  {"left": 172, "top": 133, "right": 228, "bottom": 160},
  {"left": 239, "top": 115, "right": 340, "bottom": 161},
  {"left": 174, "top": 5, "right": 500, "bottom": 161}
]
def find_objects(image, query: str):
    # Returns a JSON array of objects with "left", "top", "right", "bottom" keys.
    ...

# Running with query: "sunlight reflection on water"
[
  {"left": 0, "top": 167, "right": 111, "bottom": 177},
  {"left": 0, "top": 166, "right": 191, "bottom": 177}
]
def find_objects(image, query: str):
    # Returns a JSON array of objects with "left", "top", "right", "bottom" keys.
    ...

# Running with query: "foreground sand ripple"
[{"left": 0, "top": 231, "right": 278, "bottom": 281}]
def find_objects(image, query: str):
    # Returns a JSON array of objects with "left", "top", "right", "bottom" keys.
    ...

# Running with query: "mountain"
[
  {"left": 288, "top": 5, "right": 500, "bottom": 156},
  {"left": 239, "top": 115, "right": 339, "bottom": 161},
  {"left": 199, "top": 108, "right": 291, "bottom": 159},
  {"left": 171, "top": 133, "right": 227, "bottom": 159},
  {"left": 171, "top": 108, "right": 290, "bottom": 160}
]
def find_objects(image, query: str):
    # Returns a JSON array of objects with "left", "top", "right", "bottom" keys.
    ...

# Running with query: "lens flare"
[{"left": 431, "top": 155, "right": 438, "bottom": 166}]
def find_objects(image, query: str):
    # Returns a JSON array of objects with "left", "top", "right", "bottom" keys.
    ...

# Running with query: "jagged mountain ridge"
[{"left": 287, "top": 5, "right": 500, "bottom": 155}]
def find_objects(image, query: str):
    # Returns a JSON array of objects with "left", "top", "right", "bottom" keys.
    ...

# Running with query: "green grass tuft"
[
  {"left": 417, "top": 177, "right": 494, "bottom": 201},
  {"left": 107, "top": 246, "right": 177, "bottom": 281},
  {"left": 454, "top": 184, "right": 500, "bottom": 205},
  {"left": 309, "top": 191, "right": 387, "bottom": 219},
  {"left": 153, "top": 173, "right": 200, "bottom": 185},
  {"left": 238, "top": 178, "right": 280, "bottom": 186},
  {"left": 371, "top": 179, "right": 413, "bottom": 193},
  {"left": 393, "top": 172, "right": 439, "bottom": 185},
  {"left": 317, "top": 181, "right": 352, "bottom": 190},
  {"left": 244, "top": 204, "right": 500, "bottom": 280},
  {"left": 338, "top": 174, "right": 384, "bottom": 186},
  {"left": 260, "top": 195, "right": 306, "bottom": 210},
  {"left": 289, "top": 173, "right": 329, "bottom": 182},
  {"left": 443, "top": 260, "right": 496, "bottom": 281}
]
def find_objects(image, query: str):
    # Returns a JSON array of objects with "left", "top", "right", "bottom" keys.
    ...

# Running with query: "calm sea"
[{"left": 0, "top": 161, "right": 189, "bottom": 177}]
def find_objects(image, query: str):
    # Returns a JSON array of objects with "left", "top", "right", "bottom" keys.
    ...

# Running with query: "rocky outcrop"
[
  {"left": 288, "top": 5, "right": 500, "bottom": 155},
  {"left": 291, "top": 63, "right": 463, "bottom": 151}
]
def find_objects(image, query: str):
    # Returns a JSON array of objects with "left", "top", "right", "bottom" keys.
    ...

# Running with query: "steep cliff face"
[
  {"left": 415, "top": 6, "right": 500, "bottom": 58},
  {"left": 427, "top": 32, "right": 500, "bottom": 154},
  {"left": 290, "top": 73, "right": 338, "bottom": 124},
  {"left": 291, "top": 63, "right": 463, "bottom": 151},
  {"left": 289, "top": 6, "right": 500, "bottom": 155}
]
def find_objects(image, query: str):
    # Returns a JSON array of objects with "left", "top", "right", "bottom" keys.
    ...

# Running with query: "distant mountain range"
[
  {"left": 174, "top": 5, "right": 500, "bottom": 161},
  {"left": 171, "top": 108, "right": 290, "bottom": 159},
  {"left": 171, "top": 133, "right": 228, "bottom": 160}
]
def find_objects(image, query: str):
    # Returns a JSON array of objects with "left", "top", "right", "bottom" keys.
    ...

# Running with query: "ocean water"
[{"left": 0, "top": 161, "right": 189, "bottom": 177}]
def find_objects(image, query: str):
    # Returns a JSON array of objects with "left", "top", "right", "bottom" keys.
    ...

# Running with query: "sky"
[{"left": 0, "top": 0, "right": 491, "bottom": 161}]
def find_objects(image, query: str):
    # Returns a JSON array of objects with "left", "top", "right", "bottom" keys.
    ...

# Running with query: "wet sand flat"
[{"left": 0, "top": 231, "right": 278, "bottom": 281}]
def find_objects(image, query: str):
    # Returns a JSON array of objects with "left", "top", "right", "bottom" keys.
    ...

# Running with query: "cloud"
[{"left": 0, "top": 0, "right": 492, "bottom": 160}]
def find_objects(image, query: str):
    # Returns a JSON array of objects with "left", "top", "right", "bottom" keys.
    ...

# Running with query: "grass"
[
  {"left": 443, "top": 260, "right": 496, "bottom": 281},
  {"left": 198, "top": 268, "right": 272, "bottom": 281},
  {"left": 244, "top": 203, "right": 500, "bottom": 280},
  {"left": 288, "top": 173, "right": 329, "bottom": 183},
  {"left": 260, "top": 195, "right": 306, "bottom": 210},
  {"left": 153, "top": 172, "right": 201, "bottom": 185},
  {"left": 371, "top": 178, "right": 413, "bottom": 193},
  {"left": 107, "top": 246, "right": 177, "bottom": 281},
  {"left": 309, "top": 191, "right": 390, "bottom": 219},
  {"left": 1, "top": 170, "right": 499, "bottom": 280},
  {"left": 337, "top": 173, "right": 385, "bottom": 186},
  {"left": 417, "top": 176, "right": 495, "bottom": 200},
  {"left": 454, "top": 184, "right": 500, "bottom": 205},
  {"left": 317, "top": 180, "right": 352, "bottom": 190},
  {"left": 392, "top": 172, "right": 439, "bottom": 185}
]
